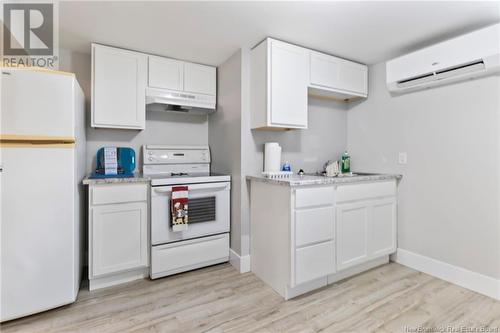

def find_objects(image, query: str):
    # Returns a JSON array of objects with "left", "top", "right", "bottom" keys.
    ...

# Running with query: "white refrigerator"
[{"left": 0, "top": 68, "right": 86, "bottom": 321}]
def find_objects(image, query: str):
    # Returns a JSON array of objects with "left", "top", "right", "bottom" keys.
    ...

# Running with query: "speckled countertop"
[
  {"left": 82, "top": 173, "right": 150, "bottom": 185},
  {"left": 246, "top": 173, "right": 402, "bottom": 187}
]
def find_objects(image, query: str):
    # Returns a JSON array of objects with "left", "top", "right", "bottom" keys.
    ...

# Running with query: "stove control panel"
[
  {"left": 142, "top": 145, "right": 212, "bottom": 175},
  {"left": 143, "top": 145, "right": 211, "bottom": 165}
]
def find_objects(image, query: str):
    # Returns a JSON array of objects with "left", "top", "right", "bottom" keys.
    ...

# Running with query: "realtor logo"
[
  {"left": 3, "top": 3, "right": 53, "bottom": 56},
  {"left": 1, "top": 2, "right": 58, "bottom": 68}
]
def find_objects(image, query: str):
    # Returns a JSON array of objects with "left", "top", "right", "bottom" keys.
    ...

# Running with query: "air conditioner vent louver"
[
  {"left": 397, "top": 60, "right": 486, "bottom": 89},
  {"left": 435, "top": 60, "right": 484, "bottom": 75}
]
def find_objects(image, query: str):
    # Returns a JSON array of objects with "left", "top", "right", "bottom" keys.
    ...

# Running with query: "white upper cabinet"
[
  {"left": 250, "top": 38, "right": 368, "bottom": 130},
  {"left": 92, "top": 44, "right": 147, "bottom": 130},
  {"left": 270, "top": 41, "right": 309, "bottom": 128},
  {"left": 148, "top": 56, "right": 184, "bottom": 91},
  {"left": 91, "top": 44, "right": 217, "bottom": 130},
  {"left": 184, "top": 63, "right": 216, "bottom": 95},
  {"left": 148, "top": 56, "right": 216, "bottom": 96},
  {"left": 310, "top": 51, "right": 368, "bottom": 97},
  {"left": 251, "top": 39, "right": 309, "bottom": 130}
]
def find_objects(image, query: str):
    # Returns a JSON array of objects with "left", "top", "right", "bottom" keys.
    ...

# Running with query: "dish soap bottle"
[{"left": 341, "top": 151, "right": 351, "bottom": 173}]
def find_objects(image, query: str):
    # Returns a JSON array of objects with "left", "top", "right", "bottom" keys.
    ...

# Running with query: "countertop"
[
  {"left": 82, "top": 173, "right": 150, "bottom": 185},
  {"left": 246, "top": 173, "right": 402, "bottom": 187}
]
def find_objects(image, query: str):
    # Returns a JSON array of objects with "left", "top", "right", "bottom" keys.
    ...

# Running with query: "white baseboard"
[
  {"left": 392, "top": 248, "right": 500, "bottom": 300},
  {"left": 229, "top": 249, "right": 251, "bottom": 273}
]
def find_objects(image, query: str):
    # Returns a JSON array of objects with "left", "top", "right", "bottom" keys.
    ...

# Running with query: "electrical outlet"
[{"left": 398, "top": 152, "right": 407, "bottom": 165}]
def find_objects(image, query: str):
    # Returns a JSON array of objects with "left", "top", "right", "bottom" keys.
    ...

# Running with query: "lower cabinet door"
[
  {"left": 294, "top": 240, "right": 335, "bottom": 285},
  {"left": 91, "top": 202, "right": 148, "bottom": 277},
  {"left": 336, "top": 202, "right": 369, "bottom": 271},
  {"left": 370, "top": 198, "right": 397, "bottom": 257}
]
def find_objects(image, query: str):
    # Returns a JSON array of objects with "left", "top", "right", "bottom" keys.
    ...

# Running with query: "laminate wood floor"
[{"left": 2, "top": 263, "right": 499, "bottom": 333}]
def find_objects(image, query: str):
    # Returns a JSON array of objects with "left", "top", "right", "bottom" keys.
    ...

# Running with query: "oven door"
[{"left": 151, "top": 182, "right": 230, "bottom": 245}]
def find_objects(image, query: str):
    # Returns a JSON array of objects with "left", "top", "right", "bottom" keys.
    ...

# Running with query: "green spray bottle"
[{"left": 341, "top": 151, "right": 351, "bottom": 174}]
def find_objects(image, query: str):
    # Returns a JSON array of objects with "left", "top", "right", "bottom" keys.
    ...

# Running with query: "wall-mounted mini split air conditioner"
[{"left": 386, "top": 23, "right": 500, "bottom": 94}]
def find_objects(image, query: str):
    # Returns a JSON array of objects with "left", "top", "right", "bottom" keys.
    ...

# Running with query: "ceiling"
[{"left": 59, "top": 1, "right": 500, "bottom": 66}]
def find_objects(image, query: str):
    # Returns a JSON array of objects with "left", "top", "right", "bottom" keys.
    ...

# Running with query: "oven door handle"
[{"left": 154, "top": 183, "right": 229, "bottom": 193}]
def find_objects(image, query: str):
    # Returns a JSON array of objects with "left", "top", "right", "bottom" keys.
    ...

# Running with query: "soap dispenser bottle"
[{"left": 341, "top": 151, "right": 351, "bottom": 173}]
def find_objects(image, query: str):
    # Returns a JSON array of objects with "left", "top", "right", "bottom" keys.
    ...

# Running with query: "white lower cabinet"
[
  {"left": 336, "top": 192, "right": 397, "bottom": 271},
  {"left": 370, "top": 198, "right": 397, "bottom": 257},
  {"left": 250, "top": 178, "right": 398, "bottom": 300},
  {"left": 91, "top": 202, "right": 148, "bottom": 277},
  {"left": 336, "top": 202, "right": 370, "bottom": 270},
  {"left": 295, "top": 241, "right": 335, "bottom": 285},
  {"left": 88, "top": 183, "right": 149, "bottom": 290}
]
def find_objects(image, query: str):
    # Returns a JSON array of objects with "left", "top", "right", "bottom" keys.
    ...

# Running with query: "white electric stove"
[{"left": 143, "top": 145, "right": 230, "bottom": 279}]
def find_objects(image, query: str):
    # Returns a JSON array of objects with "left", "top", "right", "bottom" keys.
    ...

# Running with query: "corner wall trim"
[
  {"left": 229, "top": 249, "right": 251, "bottom": 273},
  {"left": 391, "top": 248, "right": 500, "bottom": 300}
]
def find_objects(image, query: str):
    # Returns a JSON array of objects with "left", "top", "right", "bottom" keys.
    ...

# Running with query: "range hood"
[{"left": 146, "top": 87, "right": 216, "bottom": 115}]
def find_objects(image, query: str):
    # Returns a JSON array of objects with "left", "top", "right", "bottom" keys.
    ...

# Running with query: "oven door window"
[{"left": 171, "top": 196, "right": 216, "bottom": 225}]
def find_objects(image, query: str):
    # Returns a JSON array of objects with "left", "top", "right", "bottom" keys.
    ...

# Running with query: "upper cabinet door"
[
  {"left": 269, "top": 40, "right": 309, "bottom": 128},
  {"left": 148, "top": 56, "right": 184, "bottom": 91},
  {"left": 338, "top": 61, "right": 368, "bottom": 96},
  {"left": 184, "top": 63, "right": 216, "bottom": 96},
  {"left": 310, "top": 51, "right": 368, "bottom": 97},
  {"left": 92, "top": 44, "right": 147, "bottom": 130},
  {"left": 310, "top": 52, "right": 341, "bottom": 90}
]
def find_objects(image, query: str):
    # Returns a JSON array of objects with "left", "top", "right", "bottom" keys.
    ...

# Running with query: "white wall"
[
  {"left": 249, "top": 97, "right": 348, "bottom": 174},
  {"left": 209, "top": 50, "right": 243, "bottom": 254},
  {"left": 347, "top": 63, "right": 500, "bottom": 279},
  {"left": 59, "top": 49, "right": 209, "bottom": 173}
]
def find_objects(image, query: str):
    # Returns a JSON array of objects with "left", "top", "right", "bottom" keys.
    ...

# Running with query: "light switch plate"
[{"left": 398, "top": 152, "right": 407, "bottom": 165}]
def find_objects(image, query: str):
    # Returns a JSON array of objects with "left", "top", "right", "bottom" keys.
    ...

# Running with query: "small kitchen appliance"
[
  {"left": 91, "top": 147, "right": 136, "bottom": 178},
  {"left": 142, "top": 145, "right": 230, "bottom": 279}
]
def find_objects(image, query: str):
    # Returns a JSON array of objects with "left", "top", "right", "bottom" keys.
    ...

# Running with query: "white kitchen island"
[{"left": 247, "top": 173, "right": 401, "bottom": 299}]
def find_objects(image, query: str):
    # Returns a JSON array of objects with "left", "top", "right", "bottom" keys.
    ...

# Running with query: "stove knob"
[{"left": 148, "top": 157, "right": 153, "bottom": 161}]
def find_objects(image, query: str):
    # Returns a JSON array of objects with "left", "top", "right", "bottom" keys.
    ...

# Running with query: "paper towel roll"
[{"left": 264, "top": 142, "right": 282, "bottom": 172}]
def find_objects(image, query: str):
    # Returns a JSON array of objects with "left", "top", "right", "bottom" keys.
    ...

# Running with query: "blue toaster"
[{"left": 91, "top": 147, "right": 136, "bottom": 178}]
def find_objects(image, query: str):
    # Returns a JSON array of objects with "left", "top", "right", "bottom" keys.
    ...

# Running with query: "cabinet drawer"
[
  {"left": 91, "top": 183, "right": 148, "bottom": 205},
  {"left": 151, "top": 233, "right": 229, "bottom": 278},
  {"left": 336, "top": 181, "right": 396, "bottom": 203},
  {"left": 295, "top": 240, "right": 335, "bottom": 285},
  {"left": 295, "top": 207, "right": 334, "bottom": 247},
  {"left": 295, "top": 186, "right": 334, "bottom": 208}
]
